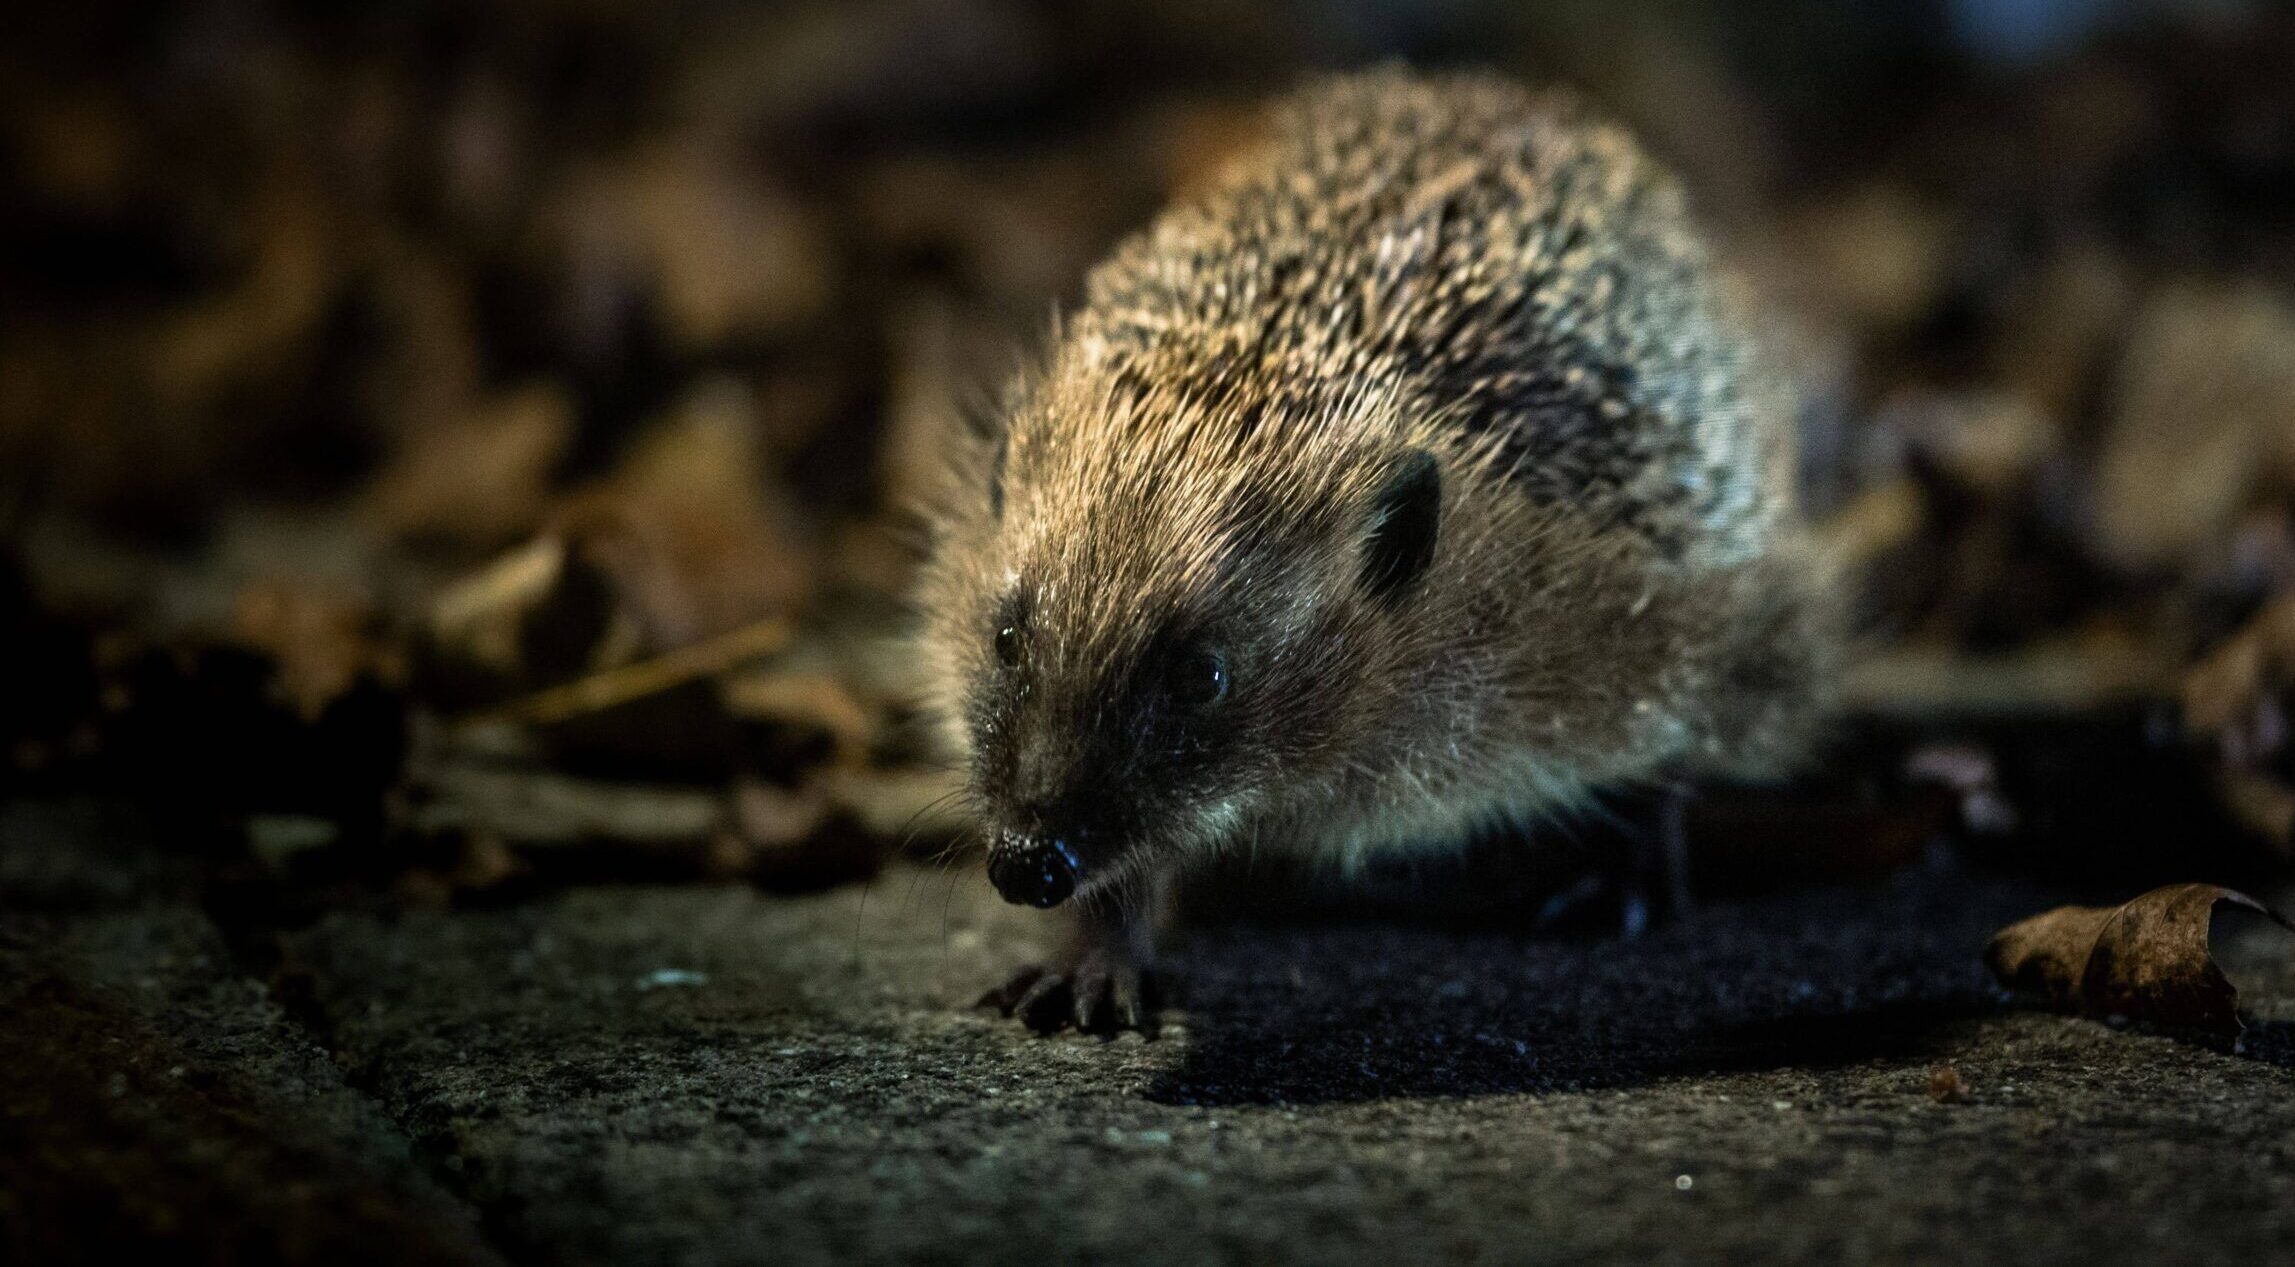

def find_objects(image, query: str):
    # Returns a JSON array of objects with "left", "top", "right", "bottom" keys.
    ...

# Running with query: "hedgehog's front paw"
[{"left": 978, "top": 947, "right": 1159, "bottom": 1036}]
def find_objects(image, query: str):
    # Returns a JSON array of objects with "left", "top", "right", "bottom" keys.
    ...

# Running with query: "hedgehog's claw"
[
  {"left": 978, "top": 949, "right": 1158, "bottom": 1037},
  {"left": 975, "top": 964, "right": 1046, "bottom": 1013},
  {"left": 1069, "top": 951, "right": 1152, "bottom": 1035}
]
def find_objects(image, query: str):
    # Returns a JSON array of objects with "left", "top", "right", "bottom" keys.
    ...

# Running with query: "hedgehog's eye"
[
  {"left": 1168, "top": 645, "right": 1229, "bottom": 708},
  {"left": 994, "top": 624, "right": 1024, "bottom": 669}
]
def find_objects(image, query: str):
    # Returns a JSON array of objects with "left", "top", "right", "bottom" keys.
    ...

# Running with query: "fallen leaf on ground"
[
  {"left": 419, "top": 381, "right": 817, "bottom": 710},
  {"left": 365, "top": 383, "right": 570, "bottom": 550},
  {"left": 721, "top": 670, "right": 874, "bottom": 771},
  {"left": 2183, "top": 595, "right": 2295, "bottom": 851},
  {"left": 2090, "top": 283, "right": 2295, "bottom": 574},
  {"left": 230, "top": 581, "right": 402, "bottom": 721},
  {"left": 1986, "top": 883, "right": 2295, "bottom": 1036},
  {"left": 1928, "top": 1064, "right": 1970, "bottom": 1104}
]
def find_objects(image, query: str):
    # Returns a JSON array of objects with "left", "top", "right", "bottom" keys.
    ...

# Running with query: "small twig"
[
  {"left": 461, "top": 617, "right": 795, "bottom": 730},
  {"left": 1843, "top": 629, "right": 2178, "bottom": 719}
]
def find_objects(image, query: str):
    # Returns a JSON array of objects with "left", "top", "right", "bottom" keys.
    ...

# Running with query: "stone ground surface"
[{"left": 7, "top": 799, "right": 2295, "bottom": 1265}]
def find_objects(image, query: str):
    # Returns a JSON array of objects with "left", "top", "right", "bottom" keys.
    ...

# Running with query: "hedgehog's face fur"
[{"left": 918, "top": 368, "right": 1451, "bottom": 909}]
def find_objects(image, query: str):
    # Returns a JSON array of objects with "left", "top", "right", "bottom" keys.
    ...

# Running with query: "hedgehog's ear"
[{"left": 1359, "top": 448, "right": 1441, "bottom": 605}]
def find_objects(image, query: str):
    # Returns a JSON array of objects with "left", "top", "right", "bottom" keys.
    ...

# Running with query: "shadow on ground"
[{"left": 1145, "top": 864, "right": 2289, "bottom": 1105}]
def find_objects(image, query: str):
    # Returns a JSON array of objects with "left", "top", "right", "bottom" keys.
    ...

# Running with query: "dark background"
[{"left": 8, "top": 0, "right": 2295, "bottom": 895}]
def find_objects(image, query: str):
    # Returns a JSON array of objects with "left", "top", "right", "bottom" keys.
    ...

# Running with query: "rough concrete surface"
[
  {"left": 282, "top": 865, "right": 2295, "bottom": 1266},
  {"left": 0, "top": 803, "right": 502, "bottom": 1266},
  {"left": 8, "top": 796, "right": 2295, "bottom": 1265}
]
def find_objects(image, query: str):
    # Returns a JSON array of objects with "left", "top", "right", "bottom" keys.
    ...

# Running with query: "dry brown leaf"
[
  {"left": 421, "top": 382, "right": 816, "bottom": 709},
  {"left": 2091, "top": 283, "right": 2295, "bottom": 573},
  {"left": 547, "top": 142, "right": 834, "bottom": 350},
  {"left": 549, "top": 381, "right": 818, "bottom": 655},
  {"left": 2182, "top": 596, "right": 2295, "bottom": 850},
  {"left": 426, "top": 536, "right": 578, "bottom": 682},
  {"left": 365, "top": 383, "right": 571, "bottom": 550},
  {"left": 148, "top": 180, "right": 339, "bottom": 419},
  {"left": 720, "top": 671, "right": 873, "bottom": 766},
  {"left": 2184, "top": 596, "right": 2295, "bottom": 747},
  {"left": 1986, "top": 883, "right": 2295, "bottom": 1036},
  {"left": 230, "top": 581, "right": 402, "bottom": 721}
]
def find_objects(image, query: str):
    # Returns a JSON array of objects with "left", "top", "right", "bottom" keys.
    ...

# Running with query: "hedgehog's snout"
[{"left": 987, "top": 833, "right": 1080, "bottom": 908}]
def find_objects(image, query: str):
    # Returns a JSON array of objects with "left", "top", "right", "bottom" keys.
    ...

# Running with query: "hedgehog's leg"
[
  {"left": 1531, "top": 778, "right": 1694, "bottom": 937},
  {"left": 978, "top": 872, "right": 1171, "bottom": 1035},
  {"left": 1621, "top": 776, "right": 1694, "bottom": 934}
]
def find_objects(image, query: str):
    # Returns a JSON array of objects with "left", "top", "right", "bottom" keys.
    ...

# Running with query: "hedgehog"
[{"left": 914, "top": 69, "right": 1838, "bottom": 1033}]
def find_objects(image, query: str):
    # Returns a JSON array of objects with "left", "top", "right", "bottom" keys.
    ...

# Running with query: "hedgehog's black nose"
[{"left": 988, "top": 836, "right": 1079, "bottom": 908}]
